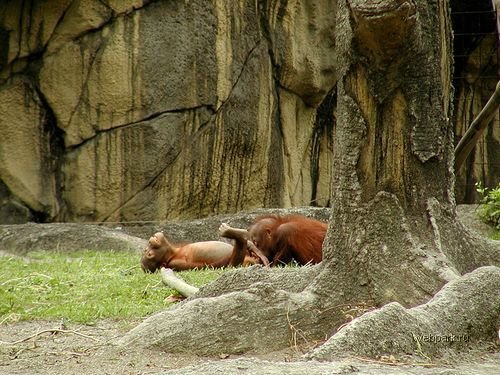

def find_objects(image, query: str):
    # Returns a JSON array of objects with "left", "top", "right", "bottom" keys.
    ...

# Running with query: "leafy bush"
[{"left": 476, "top": 182, "right": 500, "bottom": 237}]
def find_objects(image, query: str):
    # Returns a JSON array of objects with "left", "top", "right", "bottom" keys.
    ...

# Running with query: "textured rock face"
[
  {"left": 0, "top": 1, "right": 496, "bottom": 224},
  {"left": 0, "top": 76, "right": 59, "bottom": 223},
  {"left": 0, "top": 0, "right": 336, "bottom": 223}
]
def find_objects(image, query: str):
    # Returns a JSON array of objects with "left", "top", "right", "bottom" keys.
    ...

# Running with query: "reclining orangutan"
[
  {"left": 219, "top": 214, "right": 328, "bottom": 266},
  {"left": 141, "top": 231, "right": 268, "bottom": 272}
]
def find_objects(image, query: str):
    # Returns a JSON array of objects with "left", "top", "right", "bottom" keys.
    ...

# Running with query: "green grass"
[
  {"left": 476, "top": 182, "right": 500, "bottom": 239},
  {"left": 0, "top": 250, "right": 225, "bottom": 324}
]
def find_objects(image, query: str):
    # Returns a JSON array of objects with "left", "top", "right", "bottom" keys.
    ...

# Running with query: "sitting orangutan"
[{"left": 219, "top": 214, "right": 327, "bottom": 266}]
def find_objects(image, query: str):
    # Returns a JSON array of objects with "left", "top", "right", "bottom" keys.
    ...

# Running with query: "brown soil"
[
  {"left": 0, "top": 319, "right": 215, "bottom": 374},
  {"left": 1, "top": 320, "right": 498, "bottom": 374}
]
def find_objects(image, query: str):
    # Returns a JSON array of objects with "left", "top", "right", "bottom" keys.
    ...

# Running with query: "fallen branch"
[
  {"left": 160, "top": 267, "right": 199, "bottom": 297},
  {"left": 0, "top": 328, "right": 101, "bottom": 345}
]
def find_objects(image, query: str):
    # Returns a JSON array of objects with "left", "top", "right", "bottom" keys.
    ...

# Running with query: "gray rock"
[{"left": 309, "top": 266, "right": 500, "bottom": 360}]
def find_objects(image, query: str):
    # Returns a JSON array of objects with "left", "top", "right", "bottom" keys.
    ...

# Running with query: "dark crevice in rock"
[
  {"left": 257, "top": 0, "right": 280, "bottom": 79},
  {"left": 88, "top": 0, "right": 155, "bottom": 30},
  {"left": 33, "top": 84, "right": 66, "bottom": 222},
  {"left": 214, "top": 39, "right": 263, "bottom": 114},
  {"left": 0, "top": 43, "right": 45, "bottom": 86},
  {"left": 64, "top": 36, "right": 108, "bottom": 137},
  {"left": 0, "top": 27, "right": 9, "bottom": 71},
  {"left": 258, "top": 1, "right": 286, "bottom": 206},
  {"left": 310, "top": 87, "right": 336, "bottom": 206},
  {"left": 66, "top": 104, "right": 216, "bottom": 152},
  {"left": 41, "top": 0, "right": 155, "bottom": 58},
  {"left": 107, "top": 0, "right": 157, "bottom": 16},
  {"left": 47, "top": 0, "right": 75, "bottom": 43},
  {"left": 0, "top": 182, "right": 35, "bottom": 224},
  {"left": 14, "top": 0, "right": 25, "bottom": 61}
]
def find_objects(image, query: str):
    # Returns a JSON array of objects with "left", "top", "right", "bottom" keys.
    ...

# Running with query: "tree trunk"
[
  {"left": 118, "top": 0, "right": 499, "bottom": 357},
  {"left": 312, "top": 0, "right": 492, "bottom": 306}
]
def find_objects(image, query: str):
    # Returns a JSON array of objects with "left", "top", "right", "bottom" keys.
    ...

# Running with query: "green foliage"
[
  {"left": 476, "top": 182, "right": 500, "bottom": 238},
  {"left": 0, "top": 250, "right": 224, "bottom": 324}
]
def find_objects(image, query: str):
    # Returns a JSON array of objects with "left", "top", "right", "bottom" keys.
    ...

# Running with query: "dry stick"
[
  {"left": 160, "top": 267, "right": 199, "bottom": 297},
  {"left": 0, "top": 328, "right": 101, "bottom": 346},
  {"left": 455, "top": 80, "right": 500, "bottom": 170}
]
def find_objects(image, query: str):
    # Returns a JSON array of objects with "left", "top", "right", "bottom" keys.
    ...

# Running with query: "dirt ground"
[
  {"left": 0, "top": 319, "right": 218, "bottom": 374},
  {"left": 0, "top": 319, "right": 498, "bottom": 374},
  {"left": 0, "top": 319, "right": 321, "bottom": 374}
]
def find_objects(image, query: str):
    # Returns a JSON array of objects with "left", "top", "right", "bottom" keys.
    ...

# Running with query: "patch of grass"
[
  {"left": 476, "top": 182, "right": 500, "bottom": 238},
  {"left": 0, "top": 250, "right": 224, "bottom": 324}
]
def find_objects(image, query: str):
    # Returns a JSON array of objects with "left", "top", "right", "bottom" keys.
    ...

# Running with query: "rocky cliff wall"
[
  {"left": 0, "top": 0, "right": 337, "bottom": 223},
  {"left": 0, "top": 0, "right": 497, "bottom": 224}
]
